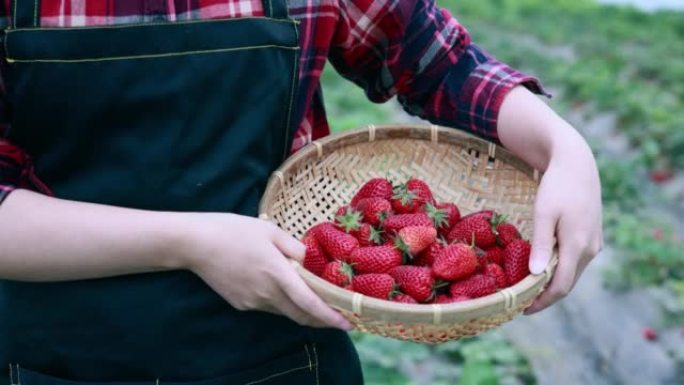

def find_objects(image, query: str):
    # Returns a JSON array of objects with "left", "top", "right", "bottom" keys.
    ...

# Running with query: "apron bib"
[{"left": 0, "top": 1, "right": 361, "bottom": 383}]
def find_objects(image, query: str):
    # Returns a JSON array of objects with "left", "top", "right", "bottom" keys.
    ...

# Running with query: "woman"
[{"left": 0, "top": 1, "right": 602, "bottom": 383}]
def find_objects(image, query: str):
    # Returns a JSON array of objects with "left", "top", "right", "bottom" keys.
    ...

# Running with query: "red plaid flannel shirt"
[{"left": 0, "top": 0, "right": 546, "bottom": 204}]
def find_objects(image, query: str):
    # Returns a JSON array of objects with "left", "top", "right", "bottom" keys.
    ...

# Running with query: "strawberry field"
[{"left": 321, "top": 0, "right": 684, "bottom": 384}]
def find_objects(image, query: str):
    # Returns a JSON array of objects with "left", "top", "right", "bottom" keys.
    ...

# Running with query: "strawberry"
[
  {"left": 446, "top": 215, "right": 497, "bottom": 249},
  {"left": 310, "top": 222, "right": 359, "bottom": 260},
  {"left": 432, "top": 243, "right": 478, "bottom": 281},
  {"left": 321, "top": 261, "right": 353, "bottom": 287},
  {"left": 484, "top": 246, "right": 506, "bottom": 266},
  {"left": 335, "top": 205, "right": 350, "bottom": 218},
  {"left": 484, "top": 263, "right": 507, "bottom": 288},
  {"left": 649, "top": 168, "right": 674, "bottom": 184},
  {"left": 426, "top": 202, "right": 461, "bottom": 237},
  {"left": 302, "top": 235, "right": 328, "bottom": 276},
  {"left": 496, "top": 222, "right": 521, "bottom": 247},
  {"left": 643, "top": 327, "right": 658, "bottom": 341},
  {"left": 351, "top": 274, "right": 396, "bottom": 300},
  {"left": 355, "top": 197, "right": 392, "bottom": 226},
  {"left": 351, "top": 178, "right": 393, "bottom": 207},
  {"left": 413, "top": 241, "right": 443, "bottom": 266},
  {"left": 334, "top": 208, "right": 362, "bottom": 233},
  {"left": 475, "top": 252, "right": 489, "bottom": 273},
  {"left": 433, "top": 294, "right": 470, "bottom": 304},
  {"left": 392, "top": 293, "right": 418, "bottom": 304},
  {"left": 348, "top": 245, "right": 403, "bottom": 274},
  {"left": 389, "top": 266, "right": 438, "bottom": 303},
  {"left": 396, "top": 226, "right": 437, "bottom": 256},
  {"left": 460, "top": 210, "right": 494, "bottom": 222},
  {"left": 504, "top": 239, "right": 532, "bottom": 285},
  {"left": 382, "top": 213, "right": 433, "bottom": 235},
  {"left": 391, "top": 178, "right": 434, "bottom": 213},
  {"left": 450, "top": 274, "right": 497, "bottom": 298},
  {"left": 356, "top": 223, "right": 384, "bottom": 247}
]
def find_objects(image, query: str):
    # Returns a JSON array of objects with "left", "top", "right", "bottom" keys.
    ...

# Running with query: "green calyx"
[
  {"left": 393, "top": 184, "right": 417, "bottom": 205},
  {"left": 340, "top": 262, "right": 355, "bottom": 279},
  {"left": 425, "top": 203, "right": 449, "bottom": 228},
  {"left": 336, "top": 208, "right": 362, "bottom": 233},
  {"left": 369, "top": 227, "right": 384, "bottom": 245}
]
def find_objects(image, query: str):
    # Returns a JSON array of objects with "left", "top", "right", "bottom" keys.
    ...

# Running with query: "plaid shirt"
[{"left": 0, "top": 0, "right": 546, "bottom": 204}]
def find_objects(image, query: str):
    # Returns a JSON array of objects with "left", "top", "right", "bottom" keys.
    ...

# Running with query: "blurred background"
[{"left": 320, "top": 0, "right": 684, "bottom": 384}]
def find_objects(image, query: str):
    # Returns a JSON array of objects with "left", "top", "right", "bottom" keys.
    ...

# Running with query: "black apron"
[{"left": 0, "top": 1, "right": 362, "bottom": 383}]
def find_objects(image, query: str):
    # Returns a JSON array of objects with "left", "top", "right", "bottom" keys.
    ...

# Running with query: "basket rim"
[{"left": 258, "top": 123, "right": 557, "bottom": 324}]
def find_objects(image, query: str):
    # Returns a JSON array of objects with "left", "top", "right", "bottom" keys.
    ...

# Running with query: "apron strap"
[
  {"left": 12, "top": 0, "right": 40, "bottom": 29},
  {"left": 12, "top": 0, "right": 291, "bottom": 29}
]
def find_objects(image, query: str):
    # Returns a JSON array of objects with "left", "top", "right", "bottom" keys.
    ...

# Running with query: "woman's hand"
[
  {"left": 497, "top": 86, "right": 603, "bottom": 314},
  {"left": 180, "top": 213, "right": 353, "bottom": 330}
]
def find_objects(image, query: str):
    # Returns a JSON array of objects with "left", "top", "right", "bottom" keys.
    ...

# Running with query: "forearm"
[
  {"left": 497, "top": 86, "right": 594, "bottom": 172},
  {"left": 0, "top": 189, "right": 185, "bottom": 281}
]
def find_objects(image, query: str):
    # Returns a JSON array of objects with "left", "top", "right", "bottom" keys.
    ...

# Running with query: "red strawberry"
[
  {"left": 432, "top": 243, "right": 478, "bottom": 281},
  {"left": 302, "top": 235, "right": 328, "bottom": 276},
  {"left": 335, "top": 205, "right": 350, "bottom": 218},
  {"left": 389, "top": 266, "right": 437, "bottom": 303},
  {"left": 310, "top": 222, "right": 359, "bottom": 260},
  {"left": 484, "top": 263, "right": 507, "bottom": 288},
  {"left": 649, "top": 169, "right": 674, "bottom": 184},
  {"left": 356, "top": 223, "right": 384, "bottom": 247},
  {"left": 392, "top": 293, "right": 418, "bottom": 304},
  {"left": 504, "top": 239, "right": 532, "bottom": 285},
  {"left": 496, "top": 222, "right": 521, "bottom": 247},
  {"left": 414, "top": 241, "right": 443, "bottom": 266},
  {"left": 351, "top": 178, "right": 393, "bottom": 207},
  {"left": 433, "top": 294, "right": 470, "bottom": 304},
  {"left": 391, "top": 178, "right": 434, "bottom": 213},
  {"left": 321, "top": 261, "right": 353, "bottom": 287},
  {"left": 396, "top": 226, "right": 437, "bottom": 256},
  {"left": 426, "top": 202, "right": 461, "bottom": 237},
  {"left": 643, "top": 327, "right": 658, "bottom": 341},
  {"left": 450, "top": 274, "right": 497, "bottom": 298},
  {"left": 446, "top": 216, "right": 497, "bottom": 249},
  {"left": 355, "top": 197, "right": 392, "bottom": 226},
  {"left": 485, "top": 246, "right": 506, "bottom": 266},
  {"left": 475, "top": 253, "right": 489, "bottom": 273},
  {"left": 460, "top": 210, "right": 494, "bottom": 222},
  {"left": 348, "top": 245, "right": 403, "bottom": 274},
  {"left": 334, "top": 208, "right": 362, "bottom": 233},
  {"left": 382, "top": 213, "right": 433, "bottom": 234},
  {"left": 351, "top": 274, "right": 396, "bottom": 300}
]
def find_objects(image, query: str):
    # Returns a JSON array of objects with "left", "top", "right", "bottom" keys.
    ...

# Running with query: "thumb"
[
  {"left": 272, "top": 227, "right": 306, "bottom": 262},
  {"left": 529, "top": 209, "right": 557, "bottom": 275}
]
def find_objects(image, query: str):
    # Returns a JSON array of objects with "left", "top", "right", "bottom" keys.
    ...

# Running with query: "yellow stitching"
[
  {"left": 4, "top": 16, "right": 297, "bottom": 32},
  {"left": 244, "top": 365, "right": 310, "bottom": 385},
  {"left": 304, "top": 344, "right": 313, "bottom": 371},
  {"left": 313, "top": 343, "right": 320, "bottom": 385},
  {"left": 282, "top": 23, "right": 299, "bottom": 159},
  {"left": 5, "top": 44, "right": 299, "bottom": 63}
]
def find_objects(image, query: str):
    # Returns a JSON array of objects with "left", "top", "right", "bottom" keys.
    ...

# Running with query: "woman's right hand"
[{"left": 179, "top": 213, "right": 352, "bottom": 331}]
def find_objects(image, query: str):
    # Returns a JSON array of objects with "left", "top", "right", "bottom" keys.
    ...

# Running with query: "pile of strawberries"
[{"left": 301, "top": 177, "right": 532, "bottom": 304}]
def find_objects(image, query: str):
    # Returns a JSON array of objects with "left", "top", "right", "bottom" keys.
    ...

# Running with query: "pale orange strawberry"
[
  {"left": 348, "top": 245, "right": 403, "bottom": 274},
  {"left": 396, "top": 226, "right": 437, "bottom": 256},
  {"left": 302, "top": 235, "right": 328, "bottom": 276},
  {"left": 351, "top": 178, "right": 393, "bottom": 207},
  {"left": 351, "top": 274, "right": 396, "bottom": 300},
  {"left": 321, "top": 261, "right": 353, "bottom": 287},
  {"left": 310, "top": 222, "right": 359, "bottom": 260},
  {"left": 504, "top": 239, "right": 531, "bottom": 285},
  {"left": 432, "top": 243, "right": 478, "bottom": 281},
  {"left": 449, "top": 274, "right": 497, "bottom": 298}
]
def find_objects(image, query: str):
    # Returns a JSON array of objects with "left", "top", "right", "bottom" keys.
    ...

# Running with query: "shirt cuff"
[{"left": 458, "top": 58, "right": 550, "bottom": 144}]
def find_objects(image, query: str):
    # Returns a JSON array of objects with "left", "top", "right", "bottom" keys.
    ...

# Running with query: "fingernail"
[{"left": 530, "top": 258, "right": 546, "bottom": 275}]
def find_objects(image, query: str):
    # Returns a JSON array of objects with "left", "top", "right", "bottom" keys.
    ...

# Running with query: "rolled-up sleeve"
[{"left": 329, "top": 0, "right": 548, "bottom": 143}]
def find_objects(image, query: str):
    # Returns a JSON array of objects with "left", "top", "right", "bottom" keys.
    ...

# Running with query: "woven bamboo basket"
[{"left": 258, "top": 124, "right": 558, "bottom": 343}]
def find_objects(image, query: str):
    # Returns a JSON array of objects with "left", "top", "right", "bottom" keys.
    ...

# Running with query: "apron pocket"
[{"left": 14, "top": 344, "right": 319, "bottom": 385}]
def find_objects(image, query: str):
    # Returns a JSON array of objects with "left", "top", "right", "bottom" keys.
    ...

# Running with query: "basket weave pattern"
[{"left": 259, "top": 124, "right": 557, "bottom": 343}]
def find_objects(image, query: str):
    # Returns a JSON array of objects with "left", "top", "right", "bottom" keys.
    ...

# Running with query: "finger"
[
  {"left": 271, "top": 225, "right": 306, "bottom": 262},
  {"left": 529, "top": 207, "right": 558, "bottom": 275},
  {"left": 524, "top": 239, "right": 579, "bottom": 315},
  {"left": 269, "top": 287, "right": 329, "bottom": 328},
  {"left": 276, "top": 260, "right": 353, "bottom": 330}
]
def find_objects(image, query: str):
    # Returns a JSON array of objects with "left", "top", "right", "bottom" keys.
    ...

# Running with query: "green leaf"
[{"left": 461, "top": 361, "right": 499, "bottom": 385}]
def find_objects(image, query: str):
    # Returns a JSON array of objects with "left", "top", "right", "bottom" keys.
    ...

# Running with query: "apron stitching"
[
  {"left": 304, "top": 344, "right": 313, "bottom": 371},
  {"left": 268, "top": 0, "right": 273, "bottom": 20},
  {"left": 282, "top": 22, "right": 299, "bottom": 158},
  {"left": 5, "top": 17, "right": 297, "bottom": 32},
  {"left": 5, "top": 44, "right": 300, "bottom": 63},
  {"left": 33, "top": 0, "right": 38, "bottom": 27},
  {"left": 313, "top": 343, "right": 320, "bottom": 385},
  {"left": 12, "top": 0, "right": 17, "bottom": 28},
  {"left": 243, "top": 365, "right": 310, "bottom": 385},
  {"left": 16, "top": 364, "right": 21, "bottom": 385}
]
